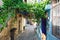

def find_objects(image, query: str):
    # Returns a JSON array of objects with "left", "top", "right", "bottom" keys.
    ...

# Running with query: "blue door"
[{"left": 45, "top": 4, "right": 60, "bottom": 40}]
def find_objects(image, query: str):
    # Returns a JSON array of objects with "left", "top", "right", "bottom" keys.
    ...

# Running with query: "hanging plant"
[{"left": 28, "top": 0, "right": 50, "bottom": 23}]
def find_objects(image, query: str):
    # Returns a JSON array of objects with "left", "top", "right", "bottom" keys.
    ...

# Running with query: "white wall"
[
  {"left": 27, "top": 0, "right": 45, "bottom": 4},
  {"left": 0, "top": 0, "right": 3, "bottom": 6},
  {"left": 27, "top": 0, "right": 36, "bottom": 4}
]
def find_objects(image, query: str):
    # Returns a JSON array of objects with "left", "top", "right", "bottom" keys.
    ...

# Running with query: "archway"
[{"left": 10, "top": 28, "right": 16, "bottom": 40}]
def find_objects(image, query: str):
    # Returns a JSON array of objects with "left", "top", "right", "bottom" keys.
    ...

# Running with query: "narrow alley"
[{"left": 16, "top": 24, "right": 38, "bottom": 40}]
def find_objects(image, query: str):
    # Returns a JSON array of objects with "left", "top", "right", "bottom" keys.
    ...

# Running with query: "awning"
[
  {"left": 16, "top": 8, "right": 29, "bottom": 16},
  {"left": 45, "top": 4, "right": 52, "bottom": 11},
  {"left": 19, "top": 11, "right": 29, "bottom": 16}
]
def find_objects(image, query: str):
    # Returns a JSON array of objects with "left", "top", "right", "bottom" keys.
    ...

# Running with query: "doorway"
[{"left": 10, "top": 28, "right": 16, "bottom": 40}]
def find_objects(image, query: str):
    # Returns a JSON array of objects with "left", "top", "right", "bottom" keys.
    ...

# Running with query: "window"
[
  {"left": 55, "top": 0, "right": 60, "bottom": 3},
  {"left": 57, "top": 0, "right": 60, "bottom": 2},
  {"left": 52, "top": 0, "right": 60, "bottom": 4},
  {"left": 24, "top": 0, "right": 27, "bottom": 2},
  {"left": 52, "top": 4, "right": 60, "bottom": 38},
  {"left": 23, "top": 0, "right": 27, "bottom": 2}
]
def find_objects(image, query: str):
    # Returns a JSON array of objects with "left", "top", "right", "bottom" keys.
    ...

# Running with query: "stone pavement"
[{"left": 16, "top": 24, "right": 38, "bottom": 40}]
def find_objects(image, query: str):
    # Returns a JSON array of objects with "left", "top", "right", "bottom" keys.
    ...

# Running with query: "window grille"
[{"left": 52, "top": 3, "right": 60, "bottom": 38}]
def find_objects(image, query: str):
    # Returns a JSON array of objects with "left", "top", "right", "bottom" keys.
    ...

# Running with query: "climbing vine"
[{"left": 0, "top": 0, "right": 50, "bottom": 31}]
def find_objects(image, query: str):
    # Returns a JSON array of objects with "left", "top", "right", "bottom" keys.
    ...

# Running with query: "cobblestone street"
[{"left": 16, "top": 24, "right": 38, "bottom": 40}]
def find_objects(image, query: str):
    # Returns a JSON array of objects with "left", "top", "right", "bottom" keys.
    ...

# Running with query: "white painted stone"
[{"left": 0, "top": 0, "right": 3, "bottom": 6}]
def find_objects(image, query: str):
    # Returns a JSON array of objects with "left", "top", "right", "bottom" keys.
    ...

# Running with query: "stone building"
[{"left": 0, "top": 0, "right": 28, "bottom": 40}]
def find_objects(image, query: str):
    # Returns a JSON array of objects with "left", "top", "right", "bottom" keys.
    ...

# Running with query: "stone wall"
[
  {"left": 0, "top": 28, "right": 10, "bottom": 40},
  {"left": 0, "top": 14, "right": 25, "bottom": 40},
  {"left": 0, "top": 18, "right": 16, "bottom": 40}
]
